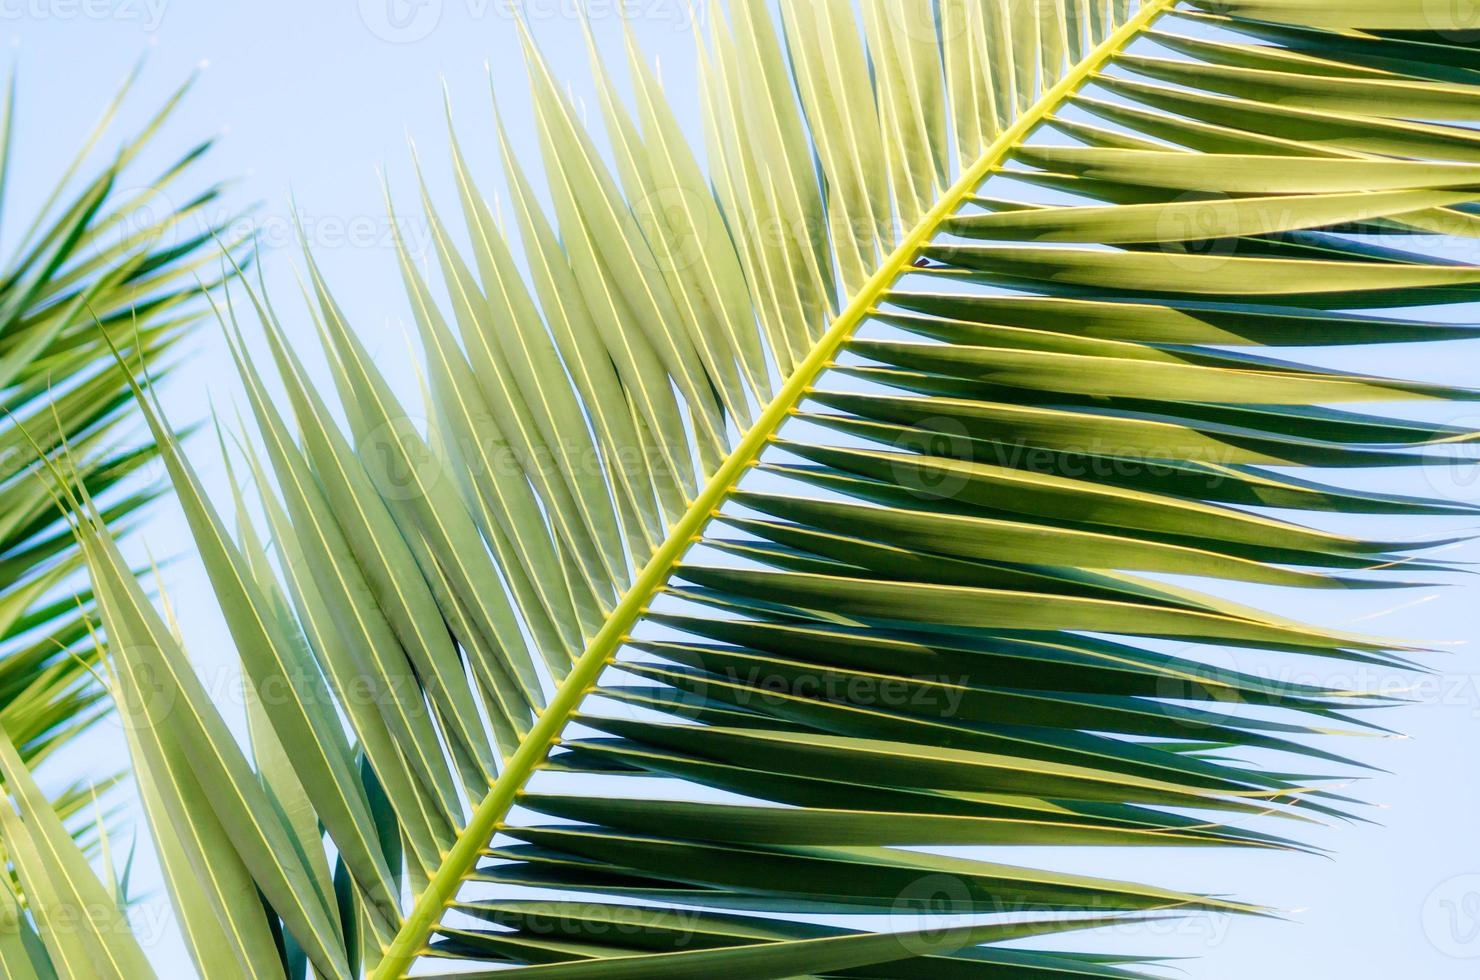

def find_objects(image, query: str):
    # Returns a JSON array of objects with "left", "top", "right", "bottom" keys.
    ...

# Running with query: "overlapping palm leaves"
[
  {"left": 0, "top": 66, "right": 230, "bottom": 869},
  {"left": 8, "top": 0, "right": 1480, "bottom": 977}
]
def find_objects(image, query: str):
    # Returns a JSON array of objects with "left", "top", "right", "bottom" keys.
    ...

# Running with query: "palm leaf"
[
  {"left": 27, "top": 1, "right": 1480, "bottom": 977},
  {"left": 0, "top": 67, "right": 234, "bottom": 976},
  {"left": 0, "top": 67, "right": 230, "bottom": 814}
]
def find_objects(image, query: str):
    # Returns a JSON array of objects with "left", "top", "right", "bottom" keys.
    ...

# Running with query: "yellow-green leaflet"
[{"left": 34, "top": 3, "right": 1480, "bottom": 979}]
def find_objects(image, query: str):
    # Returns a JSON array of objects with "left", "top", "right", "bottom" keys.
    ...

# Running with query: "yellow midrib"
[{"left": 371, "top": 2, "right": 1172, "bottom": 975}]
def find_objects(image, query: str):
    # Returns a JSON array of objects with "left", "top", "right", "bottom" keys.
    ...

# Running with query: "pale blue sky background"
[{"left": 11, "top": 1, "right": 1480, "bottom": 976}]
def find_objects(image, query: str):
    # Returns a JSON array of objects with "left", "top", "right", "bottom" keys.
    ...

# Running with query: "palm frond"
[
  {"left": 18, "top": 1, "right": 1480, "bottom": 978},
  {"left": 0, "top": 68, "right": 230, "bottom": 789}
]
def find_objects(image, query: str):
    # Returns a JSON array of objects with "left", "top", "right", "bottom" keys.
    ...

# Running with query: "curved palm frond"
[
  {"left": 0, "top": 67, "right": 230, "bottom": 793},
  {"left": 15, "top": 1, "right": 1480, "bottom": 978}
]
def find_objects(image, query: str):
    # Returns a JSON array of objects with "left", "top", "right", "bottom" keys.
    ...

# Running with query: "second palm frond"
[{"left": 8, "top": 1, "right": 1480, "bottom": 978}]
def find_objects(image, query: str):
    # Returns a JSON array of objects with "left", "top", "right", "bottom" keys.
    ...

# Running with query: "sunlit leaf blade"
[
  {"left": 52, "top": 2, "right": 1480, "bottom": 978},
  {"left": 0, "top": 66, "right": 232, "bottom": 955},
  {"left": 0, "top": 729, "right": 152, "bottom": 979}
]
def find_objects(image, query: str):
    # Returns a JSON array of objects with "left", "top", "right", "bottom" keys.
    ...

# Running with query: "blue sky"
[{"left": 11, "top": 1, "right": 1480, "bottom": 976}]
